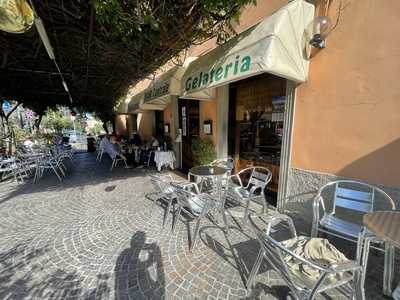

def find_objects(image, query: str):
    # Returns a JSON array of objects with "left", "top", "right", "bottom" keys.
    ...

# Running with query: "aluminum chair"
[
  {"left": 247, "top": 213, "right": 365, "bottom": 300},
  {"left": 108, "top": 152, "right": 128, "bottom": 171},
  {"left": 34, "top": 155, "right": 64, "bottom": 182},
  {"left": 226, "top": 167, "right": 272, "bottom": 224},
  {"left": 170, "top": 182, "right": 226, "bottom": 251},
  {"left": 0, "top": 158, "right": 25, "bottom": 183},
  {"left": 96, "top": 146, "right": 104, "bottom": 162},
  {"left": 149, "top": 174, "right": 181, "bottom": 227},
  {"left": 311, "top": 180, "right": 396, "bottom": 295}
]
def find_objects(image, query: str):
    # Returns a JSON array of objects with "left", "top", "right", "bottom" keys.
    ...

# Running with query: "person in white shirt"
[{"left": 100, "top": 135, "right": 126, "bottom": 160}]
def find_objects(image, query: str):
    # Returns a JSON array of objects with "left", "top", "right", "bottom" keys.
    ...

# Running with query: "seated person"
[
  {"left": 131, "top": 131, "right": 142, "bottom": 146},
  {"left": 148, "top": 135, "right": 160, "bottom": 148},
  {"left": 101, "top": 134, "right": 127, "bottom": 160}
]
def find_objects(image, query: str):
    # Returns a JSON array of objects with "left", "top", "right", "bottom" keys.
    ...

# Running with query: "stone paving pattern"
[{"left": 0, "top": 152, "right": 394, "bottom": 299}]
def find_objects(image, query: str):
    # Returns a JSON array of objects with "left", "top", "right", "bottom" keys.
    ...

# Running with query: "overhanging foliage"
[{"left": 0, "top": 0, "right": 255, "bottom": 122}]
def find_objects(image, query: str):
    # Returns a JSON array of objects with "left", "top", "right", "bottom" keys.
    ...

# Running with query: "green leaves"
[{"left": 191, "top": 137, "right": 216, "bottom": 166}]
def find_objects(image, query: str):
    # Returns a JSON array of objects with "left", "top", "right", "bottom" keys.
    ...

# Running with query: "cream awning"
[
  {"left": 181, "top": 0, "right": 314, "bottom": 100},
  {"left": 140, "top": 66, "right": 185, "bottom": 110},
  {"left": 0, "top": 0, "right": 34, "bottom": 34},
  {"left": 127, "top": 91, "right": 145, "bottom": 113}
]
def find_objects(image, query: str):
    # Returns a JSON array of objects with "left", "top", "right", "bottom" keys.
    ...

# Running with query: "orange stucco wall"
[
  {"left": 137, "top": 111, "right": 154, "bottom": 141},
  {"left": 292, "top": 0, "right": 400, "bottom": 187},
  {"left": 200, "top": 101, "right": 218, "bottom": 146},
  {"left": 163, "top": 103, "right": 173, "bottom": 136},
  {"left": 115, "top": 115, "right": 127, "bottom": 135}
]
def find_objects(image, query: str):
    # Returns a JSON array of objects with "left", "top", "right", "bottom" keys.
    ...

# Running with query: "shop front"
[
  {"left": 137, "top": 66, "right": 187, "bottom": 167},
  {"left": 181, "top": 0, "right": 314, "bottom": 206},
  {"left": 127, "top": 91, "right": 154, "bottom": 142}
]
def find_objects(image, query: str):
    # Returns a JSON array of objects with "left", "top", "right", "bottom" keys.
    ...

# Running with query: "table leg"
[{"left": 217, "top": 177, "right": 229, "bottom": 233}]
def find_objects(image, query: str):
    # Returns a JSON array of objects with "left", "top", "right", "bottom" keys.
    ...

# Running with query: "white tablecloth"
[{"left": 154, "top": 151, "right": 176, "bottom": 171}]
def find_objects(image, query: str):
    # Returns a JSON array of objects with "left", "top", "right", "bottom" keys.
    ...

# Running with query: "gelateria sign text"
[
  {"left": 144, "top": 81, "right": 169, "bottom": 102},
  {"left": 185, "top": 55, "right": 251, "bottom": 92}
]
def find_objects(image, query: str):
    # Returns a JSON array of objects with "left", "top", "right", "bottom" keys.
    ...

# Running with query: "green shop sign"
[
  {"left": 185, "top": 55, "right": 251, "bottom": 92},
  {"left": 144, "top": 81, "right": 169, "bottom": 102}
]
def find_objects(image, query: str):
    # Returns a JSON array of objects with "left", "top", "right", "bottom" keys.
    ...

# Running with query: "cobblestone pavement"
[{"left": 0, "top": 152, "right": 392, "bottom": 299}]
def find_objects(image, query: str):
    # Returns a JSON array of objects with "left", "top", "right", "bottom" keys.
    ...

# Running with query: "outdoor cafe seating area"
[
  {"left": 146, "top": 158, "right": 399, "bottom": 299},
  {"left": 0, "top": 140, "right": 74, "bottom": 184},
  {"left": 1, "top": 135, "right": 399, "bottom": 299}
]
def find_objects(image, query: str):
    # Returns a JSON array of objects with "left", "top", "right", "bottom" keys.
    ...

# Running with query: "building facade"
[{"left": 117, "top": 0, "right": 400, "bottom": 231}]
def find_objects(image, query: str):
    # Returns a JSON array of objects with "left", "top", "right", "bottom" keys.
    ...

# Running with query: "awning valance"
[
  {"left": 181, "top": 0, "right": 314, "bottom": 100},
  {"left": 141, "top": 66, "right": 185, "bottom": 110}
]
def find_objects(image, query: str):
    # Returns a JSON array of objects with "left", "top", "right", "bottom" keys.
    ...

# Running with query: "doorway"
[
  {"left": 154, "top": 110, "right": 164, "bottom": 137},
  {"left": 178, "top": 99, "right": 200, "bottom": 172},
  {"left": 228, "top": 74, "right": 287, "bottom": 207}
]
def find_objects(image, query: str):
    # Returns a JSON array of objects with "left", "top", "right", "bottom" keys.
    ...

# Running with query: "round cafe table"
[
  {"left": 189, "top": 165, "right": 230, "bottom": 231},
  {"left": 361, "top": 211, "right": 400, "bottom": 297},
  {"left": 188, "top": 165, "right": 228, "bottom": 194},
  {"left": 364, "top": 211, "right": 400, "bottom": 248}
]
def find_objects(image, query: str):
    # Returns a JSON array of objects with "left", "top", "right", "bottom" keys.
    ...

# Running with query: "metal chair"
[
  {"left": 247, "top": 213, "right": 365, "bottom": 300},
  {"left": 149, "top": 174, "right": 181, "bottom": 227},
  {"left": 170, "top": 182, "right": 226, "bottom": 251},
  {"left": 226, "top": 167, "right": 272, "bottom": 224},
  {"left": 108, "top": 152, "right": 128, "bottom": 171},
  {"left": 311, "top": 180, "right": 396, "bottom": 295},
  {"left": 0, "top": 158, "right": 25, "bottom": 183},
  {"left": 96, "top": 146, "right": 104, "bottom": 162}
]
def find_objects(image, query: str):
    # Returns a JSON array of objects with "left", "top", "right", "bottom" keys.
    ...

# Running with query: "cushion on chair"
[{"left": 281, "top": 236, "right": 351, "bottom": 287}]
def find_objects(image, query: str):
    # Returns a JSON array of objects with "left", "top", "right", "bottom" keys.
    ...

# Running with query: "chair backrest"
[
  {"left": 149, "top": 174, "right": 173, "bottom": 194},
  {"left": 170, "top": 183, "right": 204, "bottom": 216},
  {"left": 247, "top": 167, "right": 272, "bottom": 192},
  {"left": 249, "top": 214, "right": 335, "bottom": 299},
  {"left": 319, "top": 180, "right": 395, "bottom": 215}
]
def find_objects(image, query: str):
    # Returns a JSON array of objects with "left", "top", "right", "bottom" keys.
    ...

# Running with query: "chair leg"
[
  {"left": 190, "top": 217, "right": 202, "bottom": 252},
  {"left": 51, "top": 165, "right": 63, "bottom": 182},
  {"left": 110, "top": 159, "right": 115, "bottom": 171},
  {"left": 360, "top": 237, "right": 372, "bottom": 295},
  {"left": 354, "top": 269, "right": 366, "bottom": 300},
  {"left": 58, "top": 163, "right": 66, "bottom": 177},
  {"left": 383, "top": 242, "right": 395, "bottom": 296},
  {"left": 172, "top": 206, "right": 182, "bottom": 233},
  {"left": 12, "top": 169, "right": 19, "bottom": 183},
  {"left": 242, "top": 199, "right": 251, "bottom": 226},
  {"left": 163, "top": 199, "right": 173, "bottom": 228},
  {"left": 247, "top": 249, "right": 264, "bottom": 291},
  {"left": 356, "top": 228, "right": 365, "bottom": 264}
]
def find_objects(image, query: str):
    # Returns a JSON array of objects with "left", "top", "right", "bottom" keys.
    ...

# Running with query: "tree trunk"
[
  {"left": 0, "top": 101, "right": 21, "bottom": 155},
  {"left": 34, "top": 114, "right": 43, "bottom": 133},
  {"left": 102, "top": 122, "right": 109, "bottom": 134}
]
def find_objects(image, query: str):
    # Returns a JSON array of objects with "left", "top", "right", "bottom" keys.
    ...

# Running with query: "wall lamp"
[{"left": 309, "top": 16, "right": 333, "bottom": 49}]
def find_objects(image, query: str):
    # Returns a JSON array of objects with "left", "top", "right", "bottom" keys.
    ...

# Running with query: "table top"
[
  {"left": 189, "top": 165, "right": 228, "bottom": 177},
  {"left": 363, "top": 211, "right": 400, "bottom": 248}
]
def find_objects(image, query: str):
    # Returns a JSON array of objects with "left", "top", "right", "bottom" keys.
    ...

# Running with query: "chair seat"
[
  {"left": 281, "top": 236, "right": 354, "bottom": 291},
  {"left": 320, "top": 215, "right": 362, "bottom": 239},
  {"left": 229, "top": 186, "right": 263, "bottom": 200}
]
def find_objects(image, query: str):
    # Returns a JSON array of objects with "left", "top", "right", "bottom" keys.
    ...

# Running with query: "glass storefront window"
[{"left": 229, "top": 73, "right": 287, "bottom": 194}]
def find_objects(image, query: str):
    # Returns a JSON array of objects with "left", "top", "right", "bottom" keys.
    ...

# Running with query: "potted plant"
[{"left": 191, "top": 137, "right": 216, "bottom": 166}]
